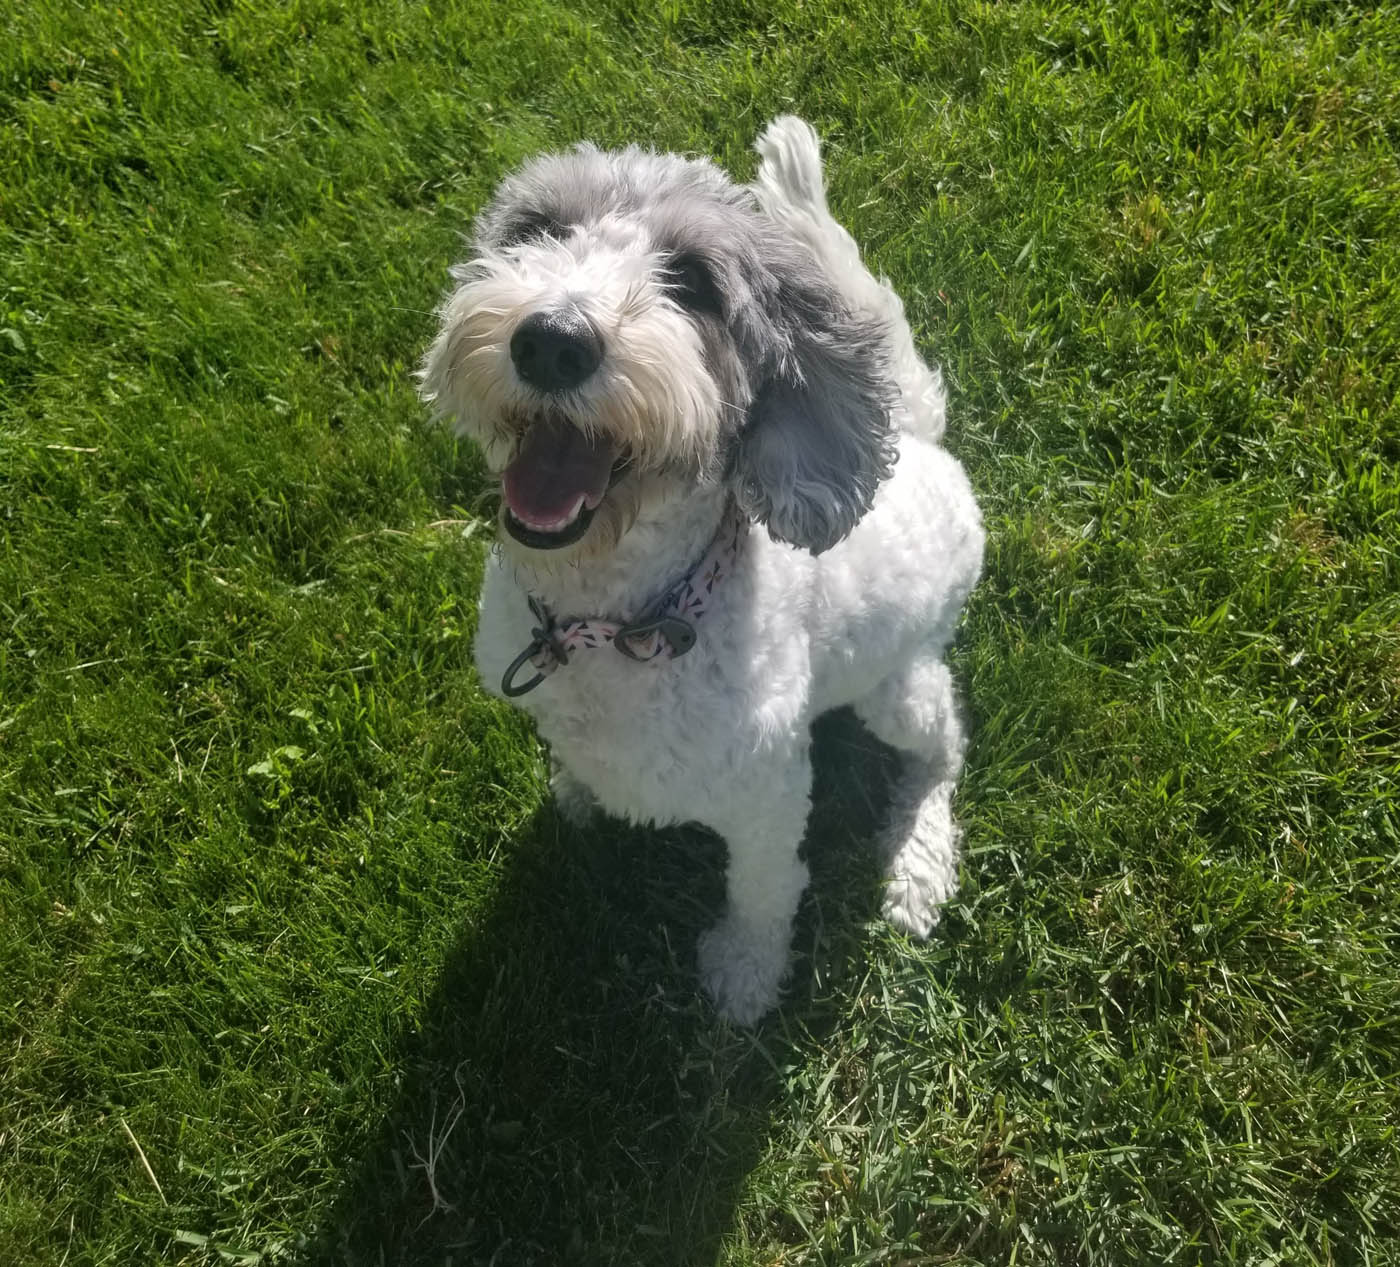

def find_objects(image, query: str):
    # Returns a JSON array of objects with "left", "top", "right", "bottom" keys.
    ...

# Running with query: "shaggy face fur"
[
  {"left": 420, "top": 143, "right": 896, "bottom": 563},
  {"left": 421, "top": 118, "right": 984, "bottom": 1025}
]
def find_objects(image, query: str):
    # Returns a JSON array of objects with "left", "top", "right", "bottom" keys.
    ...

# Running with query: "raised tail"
[{"left": 752, "top": 116, "right": 946, "bottom": 444}]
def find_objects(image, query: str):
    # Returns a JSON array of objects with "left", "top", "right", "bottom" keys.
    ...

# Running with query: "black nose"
[{"left": 509, "top": 310, "right": 602, "bottom": 393}]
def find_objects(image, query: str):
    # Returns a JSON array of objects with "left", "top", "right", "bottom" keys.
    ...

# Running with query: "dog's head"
[{"left": 420, "top": 134, "right": 895, "bottom": 562}]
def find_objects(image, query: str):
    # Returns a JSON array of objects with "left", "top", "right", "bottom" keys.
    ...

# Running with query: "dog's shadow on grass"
[{"left": 312, "top": 710, "right": 901, "bottom": 1267}]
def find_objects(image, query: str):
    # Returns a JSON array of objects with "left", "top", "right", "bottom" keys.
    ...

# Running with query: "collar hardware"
[
  {"left": 501, "top": 596, "right": 572, "bottom": 698},
  {"left": 613, "top": 614, "right": 697, "bottom": 662}
]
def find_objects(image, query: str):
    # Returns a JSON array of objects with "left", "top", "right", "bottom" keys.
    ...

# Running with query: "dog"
[{"left": 420, "top": 117, "right": 984, "bottom": 1024}]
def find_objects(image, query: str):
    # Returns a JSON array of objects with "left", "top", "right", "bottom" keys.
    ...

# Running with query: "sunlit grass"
[{"left": 3, "top": 2, "right": 1397, "bottom": 1263}]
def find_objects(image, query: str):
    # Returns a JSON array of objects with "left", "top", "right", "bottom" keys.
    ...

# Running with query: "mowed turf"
[{"left": 3, "top": 1, "right": 1398, "bottom": 1263}]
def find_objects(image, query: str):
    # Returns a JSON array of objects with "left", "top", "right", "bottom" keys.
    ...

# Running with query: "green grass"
[{"left": 3, "top": 1, "right": 1398, "bottom": 1263}]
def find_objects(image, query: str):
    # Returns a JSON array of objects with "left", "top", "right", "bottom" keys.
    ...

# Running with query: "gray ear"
[{"left": 733, "top": 256, "right": 897, "bottom": 554}]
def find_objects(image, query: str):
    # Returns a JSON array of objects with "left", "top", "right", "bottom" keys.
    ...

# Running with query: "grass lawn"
[{"left": 3, "top": 1, "right": 1398, "bottom": 1263}]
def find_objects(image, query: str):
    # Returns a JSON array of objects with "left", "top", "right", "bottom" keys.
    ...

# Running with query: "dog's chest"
[
  {"left": 475, "top": 556, "right": 807, "bottom": 825},
  {"left": 530, "top": 657, "right": 730, "bottom": 823}
]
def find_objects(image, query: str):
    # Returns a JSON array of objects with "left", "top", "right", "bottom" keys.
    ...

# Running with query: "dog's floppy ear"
[{"left": 732, "top": 249, "right": 897, "bottom": 554}]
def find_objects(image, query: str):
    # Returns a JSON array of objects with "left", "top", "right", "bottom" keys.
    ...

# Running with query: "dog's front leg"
[{"left": 695, "top": 755, "right": 811, "bottom": 1025}]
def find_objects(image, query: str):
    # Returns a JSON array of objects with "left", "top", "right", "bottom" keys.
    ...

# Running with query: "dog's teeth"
[{"left": 511, "top": 493, "right": 585, "bottom": 533}]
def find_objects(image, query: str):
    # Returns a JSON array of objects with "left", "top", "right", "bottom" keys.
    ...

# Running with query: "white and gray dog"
[{"left": 421, "top": 117, "right": 984, "bottom": 1023}]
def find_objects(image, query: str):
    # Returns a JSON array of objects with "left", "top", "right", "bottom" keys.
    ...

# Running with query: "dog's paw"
[
  {"left": 880, "top": 801, "right": 959, "bottom": 940},
  {"left": 550, "top": 766, "right": 598, "bottom": 827},
  {"left": 697, "top": 916, "right": 788, "bottom": 1026},
  {"left": 880, "top": 873, "right": 944, "bottom": 940}
]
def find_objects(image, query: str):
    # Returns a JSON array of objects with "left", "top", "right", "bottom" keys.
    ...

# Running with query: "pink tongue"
[{"left": 502, "top": 417, "right": 617, "bottom": 528}]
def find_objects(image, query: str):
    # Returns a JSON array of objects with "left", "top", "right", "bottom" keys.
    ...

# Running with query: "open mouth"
[{"left": 501, "top": 415, "right": 626, "bottom": 550}]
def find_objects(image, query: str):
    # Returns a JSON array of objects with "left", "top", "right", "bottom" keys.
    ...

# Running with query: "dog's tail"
[{"left": 752, "top": 116, "right": 945, "bottom": 443}]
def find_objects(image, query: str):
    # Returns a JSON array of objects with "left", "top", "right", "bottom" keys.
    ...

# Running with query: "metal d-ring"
[{"left": 614, "top": 613, "right": 697, "bottom": 662}]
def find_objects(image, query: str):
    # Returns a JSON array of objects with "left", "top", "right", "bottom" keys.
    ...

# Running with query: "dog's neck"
[{"left": 503, "top": 480, "right": 732, "bottom": 621}]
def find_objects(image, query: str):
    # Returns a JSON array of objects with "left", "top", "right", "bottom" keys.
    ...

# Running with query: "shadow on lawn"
[{"left": 312, "top": 710, "right": 900, "bottom": 1267}]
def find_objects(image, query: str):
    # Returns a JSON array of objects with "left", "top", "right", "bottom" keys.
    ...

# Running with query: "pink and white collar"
[{"left": 501, "top": 496, "right": 749, "bottom": 697}]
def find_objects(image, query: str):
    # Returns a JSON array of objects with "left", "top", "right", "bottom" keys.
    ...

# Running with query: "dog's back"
[{"left": 752, "top": 117, "right": 947, "bottom": 445}]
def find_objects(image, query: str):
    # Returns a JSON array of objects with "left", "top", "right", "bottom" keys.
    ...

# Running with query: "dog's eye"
[
  {"left": 500, "top": 212, "right": 568, "bottom": 247},
  {"left": 664, "top": 255, "right": 722, "bottom": 316}
]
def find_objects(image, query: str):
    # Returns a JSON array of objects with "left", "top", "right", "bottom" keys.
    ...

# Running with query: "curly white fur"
[{"left": 422, "top": 117, "right": 985, "bottom": 1024}]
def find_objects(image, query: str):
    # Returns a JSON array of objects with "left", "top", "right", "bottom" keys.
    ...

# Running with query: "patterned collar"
[{"left": 501, "top": 496, "right": 749, "bottom": 697}]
